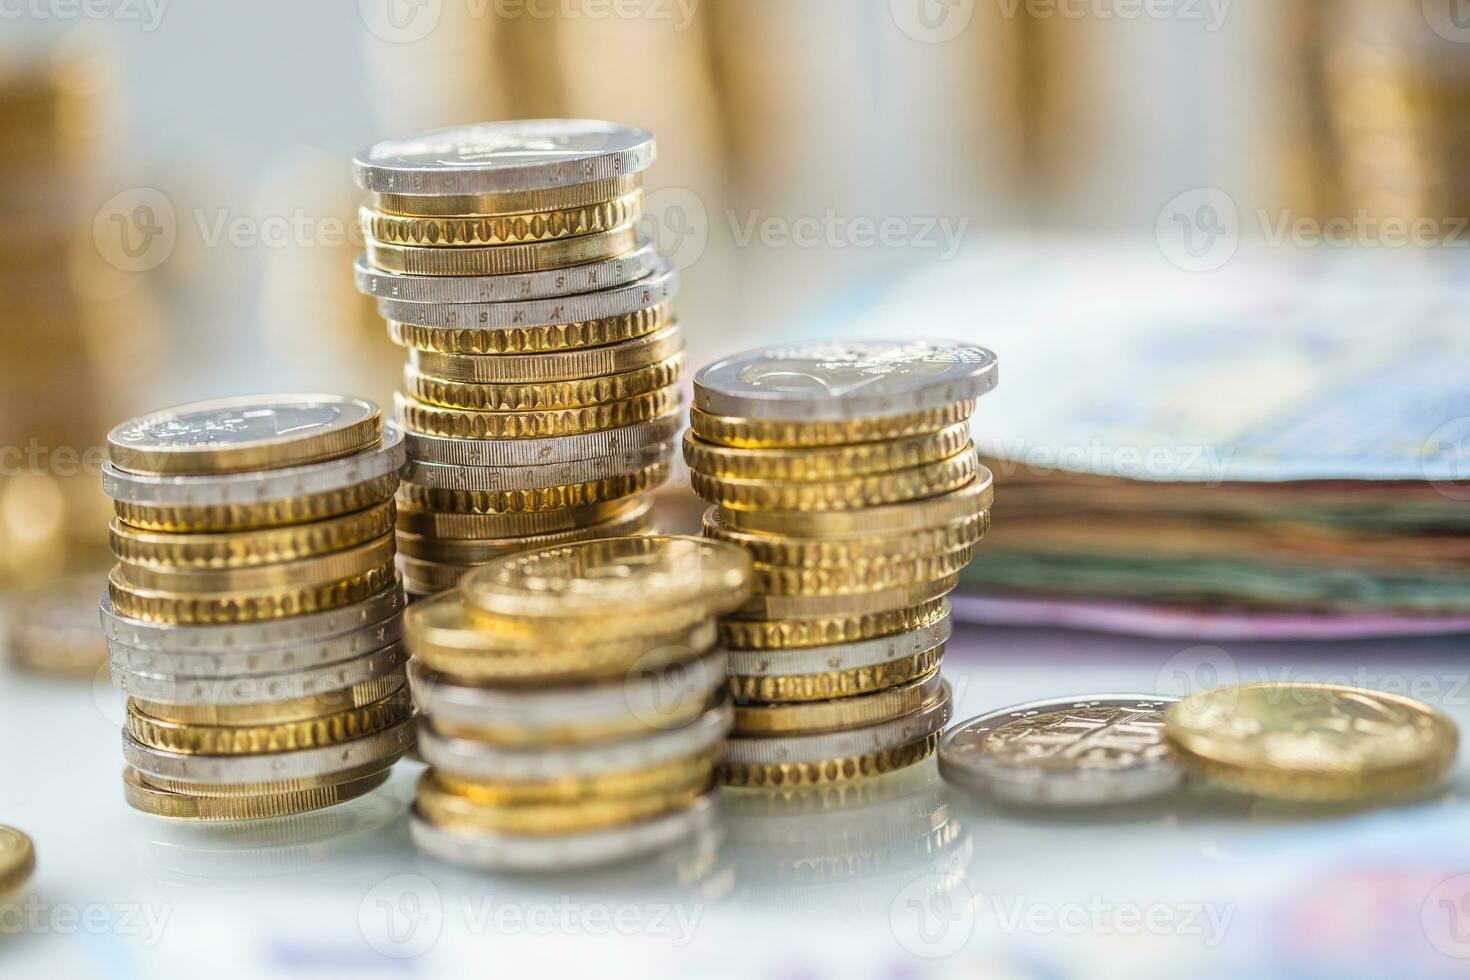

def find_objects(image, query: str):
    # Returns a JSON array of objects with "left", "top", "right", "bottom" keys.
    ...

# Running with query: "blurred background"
[{"left": 4, "top": 0, "right": 1470, "bottom": 652}]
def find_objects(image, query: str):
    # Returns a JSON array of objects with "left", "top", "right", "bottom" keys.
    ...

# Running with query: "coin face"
[
  {"left": 0, "top": 825, "right": 35, "bottom": 897},
  {"left": 460, "top": 535, "right": 752, "bottom": 621},
  {"left": 1165, "top": 683, "right": 1459, "bottom": 802},
  {"left": 694, "top": 339, "right": 998, "bottom": 421},
  {"left": 107, "top": 394, "right": 379, "bottom": 475},
  {"left": 939, "top": 695, "right": 1183, "bottom": 806},
  {"left": 354, "top": 120, "right": 655, "bottom": 194}
]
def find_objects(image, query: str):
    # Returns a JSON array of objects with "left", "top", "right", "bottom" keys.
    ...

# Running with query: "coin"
[
  {"left": 113, "top": 649, "right": 408, "bottom": 711},
  {"left": 726, "top": 612, "right": 952, "bottom": 679},
  {"left": 125, "top": 686, "right": 412, "bottom": 755},
  {"left": 395, "top": 498, "right": 645, "bottom": 540},
  {"left": 107, "top": 558, "right": 396, "bottom": 625},
  {"left": 417, "top": 770, "right": 709, "bottom": 836},
  {"left": 352, "top": 239, "right": 658, "bottom": 304},
  {"left": 716, "top": 471, "right": 994, "bottom": 536},
  {"left": 394, "top": 499, "right": 653, "bottom": 563},
  {"left": 396, "top": 457, "right": 668, "bottom": 515},
  {"left": 0, "top": 825, "right": 35, "bottom": 898},
  {"left": 688, "top": 402, "right": 976, "bottom": 450},
  {"left": 116, "top": 533, "right": 395, "bottom": 594},
  {"left": 683, "top": 423, "right": 972, "bottom": 481},
  {"left": 386, "top": 303, "right": 669, "bottom": 355},
  {"left": 1165, "top": 683, "right": 1459, "bottom": 802},
  {"left": 106, "top": 394, "right": 380, "bottom": 475},
  {"left": 367, "top": 221, "right": 639, "bottom": 277},
  {"left": 353, "top": 119, "right": 656, "bottom": 195},
  {"left": 733, "top": 669, "right": 944, "bottom": 735},
  {"left": 367, "top": 174, "right": 641, "bottom": 218},
  {"left": 434, "top": 748, "right": 722, "bottom": 805},
  {"left": 693, "top": 339, "right": 998, "bottom": 422},
  {"left": 398, "top": 411, "right": 680, "bottom": 468},
  {"left": 400, "top": 444, "right": 672, "bottom": 493},
  {"left": 938, "top": 695, "right": 1184, "bottom": 806},
  {"left": 720, "top": 597, "right": 951, "bottom": 651},
  {"left": 404, "top": 353, "right": 682, "bottom": 412},
  {"left": 751, "top": 544, "right": 977, "bottom": 596},
  {"left": 394, "top": 386, "right": 679, "bottom": 440},
  {"left": 728, "top": 644, "right": 946, "bottom": 704},
  {"left": 703, "top": 508, "right": 989, "bottom": 567},
  {"left": 361, "top": 189, "right": 640, "bottom": 247},
  {"left": 691, "top": 447, "right": 978, "bottom": 512},
  {"left": 728, "top": 574, "right": 958, "bottom": 622},
  {"left": 122, "top": 766, "right": 391, "bottom": 821}
]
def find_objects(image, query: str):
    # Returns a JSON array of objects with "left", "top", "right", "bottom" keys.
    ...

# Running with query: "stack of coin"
[
  {"left": 404, "top": 535, "right": 752, "bottom": 871},
  {"left": 685, "top": 340, "right": 999, "bottom": 788},
  {"left": 352, "top": 120, "right": 682, "bottom": 597},
  {"left": 99, "top": 395, "right": 415, "bottom": 820}
]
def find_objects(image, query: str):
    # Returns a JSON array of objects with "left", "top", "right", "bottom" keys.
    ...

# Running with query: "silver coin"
[
  {"left": 353, "top": 119, "right": 655, "bottom": 195},
  {"left": 418, "top": 703, "right": 732, "bottom": 783},
  {"left": 378, "top": 257, "right": 677, "bottom": 329},
  {"left": 99, "top": 585, "right": 406, "bottom": 654},
  {"left": 111, "top": 646, "right": 408, "bottom": 706},
  {"left": 102, "top": 425, "right": 405, "bottom": 507},
  {"left": 726, "top": 613, "right": 952, "bottom": 678},
  {"left": 937, "top": 695, "right": 1183, "bottom": 807},
  {"left": 724, "top": 684, "right": 951, "bottom": 767},
  {"left": 122, "top": 715, "right": 416, "bottom": 785},
  {"left": 107, "top": 394, "right": 378, "bottom": 467},
  {"left": 409, "top": 650, "right": 725, "bottom": 733},
  {"left": 353, "top": 239, "right": 659, "bottom": 305},
  {"left": 400, "top": 411, "right": 681, "bottom": 468},
  {"left": 107, "top": 612, "right": 403, "bottom": 678},
  {"left": 410, "top": 793, "right": 717, "bottom": 872},
  {"left": 400, "top": 442, "right": 672, "bottom": 493},
  {"left": 694, "top": 339, "right": 999, "bottom": 421}
]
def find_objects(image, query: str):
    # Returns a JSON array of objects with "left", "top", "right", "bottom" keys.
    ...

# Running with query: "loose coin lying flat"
[
  {"left": 939, "top": 695, "right": 1183, "bottom": 806},
  {"left": 693, "top": 339, "right": 998, "bottom": 422},
  {"left": 106, "top": 394, "right": 380, "bottom": 475},
  {"left": 1165, "top": 683, "right": 1459, "bottom": 803}
]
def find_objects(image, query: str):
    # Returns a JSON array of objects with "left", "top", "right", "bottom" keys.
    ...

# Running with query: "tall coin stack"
[
  {"left": 100, "top": 395, "right": 415, "bottom": 820},
  {"left": 686, "top": 340, "right": 999, "bottom": 788},
  {"left": 352, "top": 120, "right": 682, "bottom": 597},
  {"left": 404, "top": 536, "right": 752, "bottom": 871}
]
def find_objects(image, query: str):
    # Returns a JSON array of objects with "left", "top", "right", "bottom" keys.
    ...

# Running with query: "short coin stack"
[
  {"left": 100, "top": 395, "right": 415, "bottom": 820},
  {"left": 352, "top": 120, "right": 682, "bottom": 597},
  {"left": 404, "top": 535, "right": 752, "bottom": 871},
  {"left": 686, "top": 340, "right": 999, "bottom": 788}
]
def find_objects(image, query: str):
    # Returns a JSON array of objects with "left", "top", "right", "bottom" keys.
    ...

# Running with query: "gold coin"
[
  {"left": 410, "top": 324, "right": 682, "bottom": 384},
  {"left": 717, "top": 474, "right": 993, "bottom": 537},
  {"left": 704, "top": 508, "right": 989, "bottom": 567},
  {"left": 397, "top": 459, "right": 668, "bottom": 515},
  {"left": 387, "top": 305, "right": 670, "bottom": 355},
  {"left": 106, "top": 395, "right": 380, "bottom": 476},
  {"left": 1165, "top": 683, "right": 1460, "bottom": 803},
  {"left": 733, "top": 669, "right": 944, "bottom": 736},
  {"left": 362, "top": 190, "right": 641, "bottom": 247},
  {"left": 394, "top": 499, "right": 653, "bottom": 563},
  {"left": 688, "top": 401, "right": 974, "bottom": 450},
  {"left": 691, "top": 448, "right": 977, "bottom": 512},
  {"left": 135, "top": 759, "right": 398, "bottom": 797},
  {"left": 125, "top": 687, "right": 412, "bottom": 755},
  {"left": 115, "top": 534, "right": 395, "bottom": 593},
  {"left": 729, "top": 645, "right": 946, "bottom": 704},
  {"left": 396, "top": 497, "right": 645, "bottom": 540},
  {"left": 730, "top": 575, "right": 958, "bottom": 622},
  {"left": 123, "top": 765, "right": 390, "bottom": 821},
  {"left": 112, "top": 472, "right": 398, "bottom": 534},
  {"left": 433, "top": 748, "right": 722, "bottom": 806},
  {"left": 395, "top": 386, "right": 679, "bottom": 439},
  {"left": 718, "top": 733, "right": 939, "bottom": 788},
  {"left": 365, "top": 220, "right": 639, "bottom": 276},
  {"left": 405, "top": 353, "right": 683, "bottom": 412},
  {"left": 682, "top": 424, "right": 972, "bottom": 481},
  {"left": 396, "top": 555, "right": 472, "bottom": 596},
  {"left": 0, "top": 825, "right": 35, "bottom": 899},
  {"left": 416, "top": 770, "right": 711, "bottom": 835},
  {"left": 130, "top": 672, "right": 407, "bottom": 726},
  {"left": 720, "top": 598, "right": 950, "bottom": 651},
  {"left": 751, "top": 544, "right": 976, "bottom": 596},
  {"left": 107, "top": 561, "right": 398, "bottom": 625},
  {"left": 460, "top": 535, "right": 753, "bottom": 641},
  {"left": 369, "top": 175, "right": 640, "bottom": 217},
  {"left": 109, "top": 502, "right": 396, "bottom": 569},
  {"left": 406, "top": 592, "right": 718, "bottom": 683}
]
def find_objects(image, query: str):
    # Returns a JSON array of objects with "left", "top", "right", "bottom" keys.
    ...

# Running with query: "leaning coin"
[
  {"left": 122, "top": 766, "right": 391, "bottom": 821},
  {"left": 693, "top": 339, "right": 998, "bottom": 422},
  {"left": 409, "top": 792, "right": 717, "bottom": 873},
  {"left": 939, "top": 695, "right": 1183, "bottom": 806},
  {"left": 353, "top": 119, "right": 655, "bottom": 195},
  {"left": 107, "top": 394, "right": 380, "bottom": 475},
  {"left": 121, "top": 714, "right": 416, "bottom": 785},
  {"left": 367, "top": 221, "right": 638, "bottom": 277},
  {"left": 0, "top": 826, "right": 35, "bottom": 899}
]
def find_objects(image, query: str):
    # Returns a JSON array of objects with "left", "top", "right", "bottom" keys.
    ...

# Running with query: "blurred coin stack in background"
[
  {"left": 405, "top": 536, "right": 751, "bottom": 871},
  {"left": 352, "top": 120, "right": 683, "bottom": 597},
  {"left": 99, "top": 395, "right": 414, "bottom": 820},
  {"left": 685, "top": 341, "right": 999, "bottom": 788}
]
